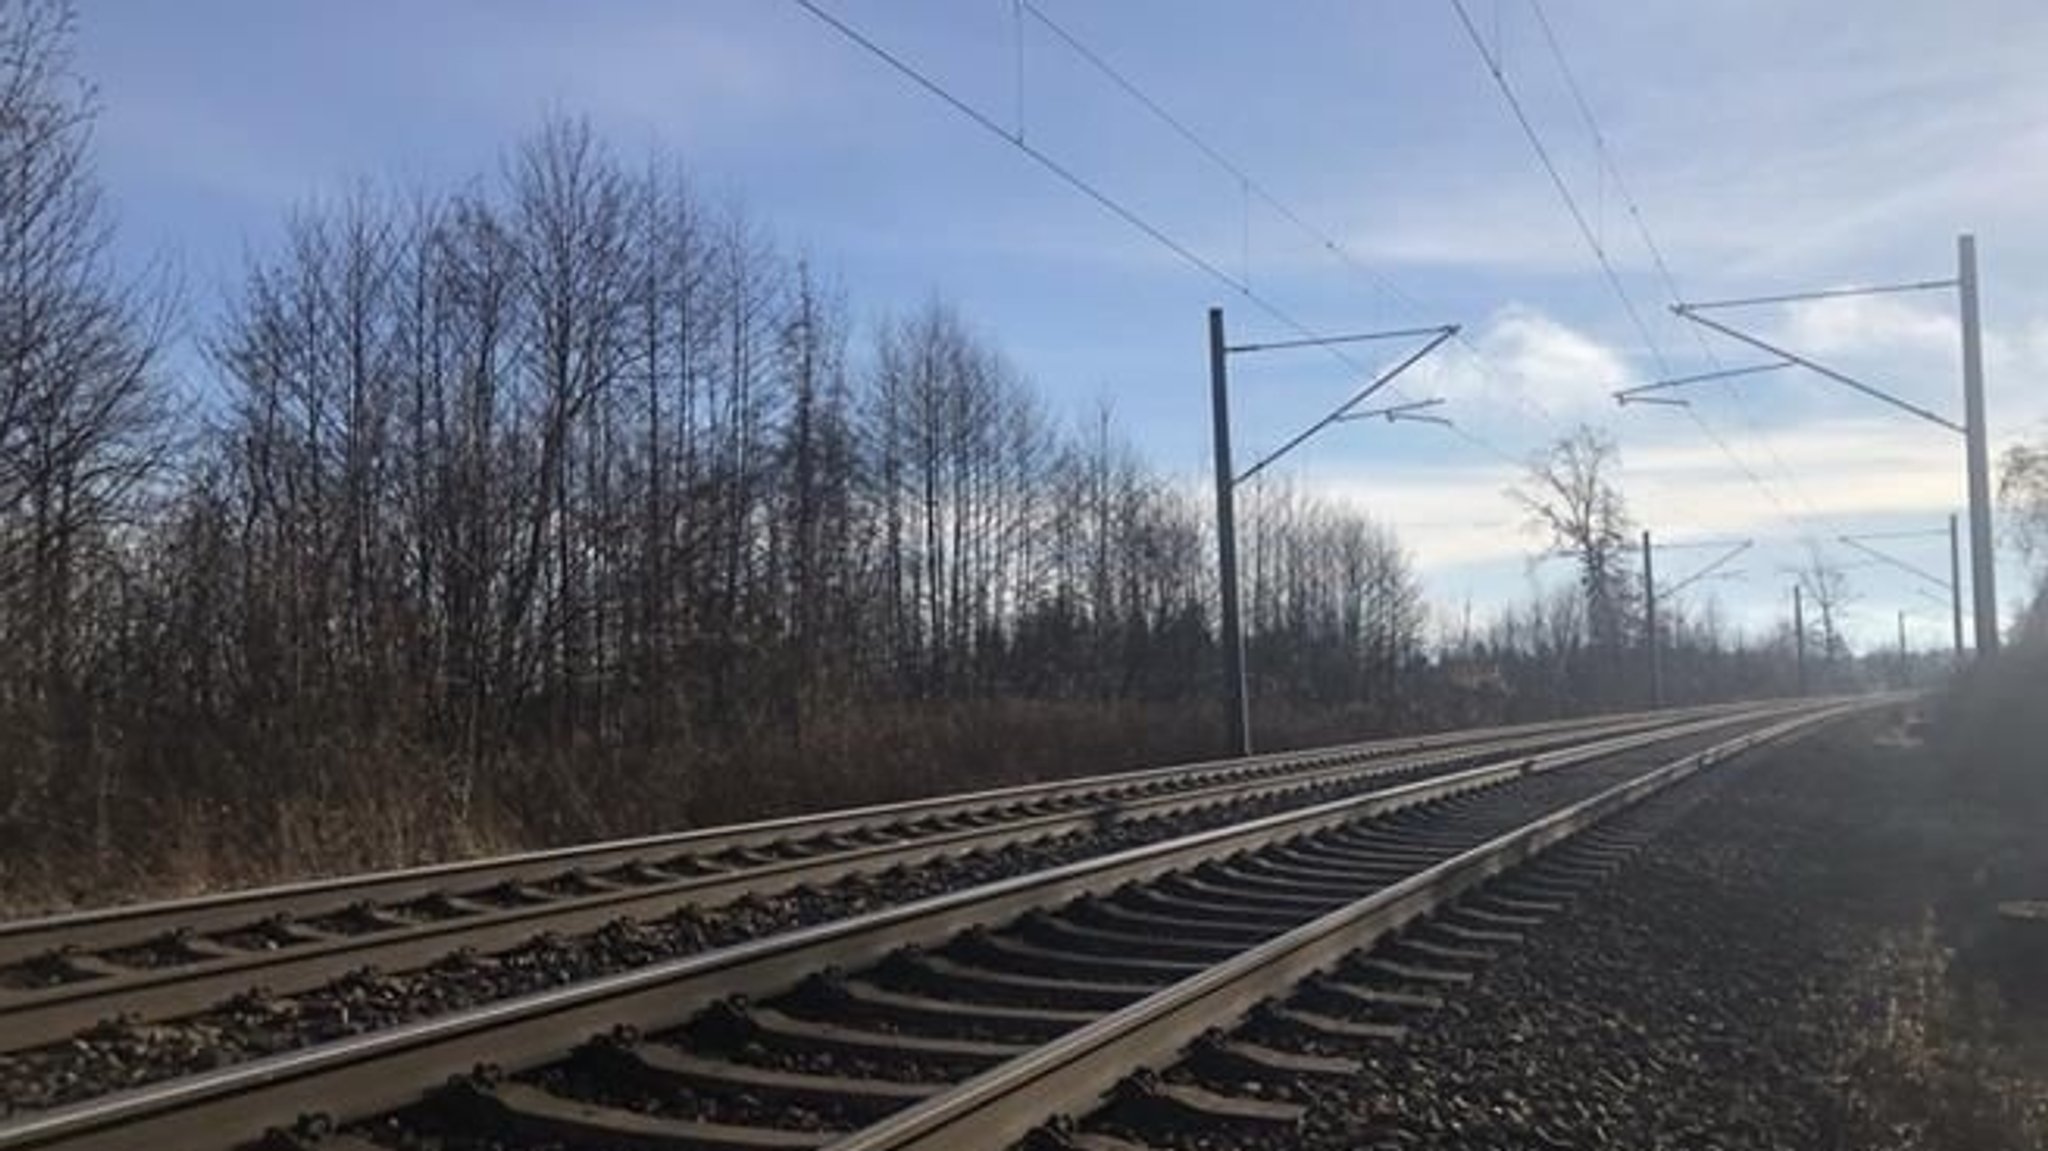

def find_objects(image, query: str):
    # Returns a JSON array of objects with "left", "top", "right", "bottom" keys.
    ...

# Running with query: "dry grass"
[
  {"left": 1822, "top": 644, "right": 2048, "bottom": 1148},
  {"left": 1831, "top": 912, "right": 2048, "bottom": 1149},
  {"left": 1, "top": 695, "right": 1439, "bottom": 917}
]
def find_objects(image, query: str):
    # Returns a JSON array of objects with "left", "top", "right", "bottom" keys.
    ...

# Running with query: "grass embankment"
[
  {"left": 0, "top": 695, "right": 1437, "bottom": 917},
  {"left": 1821, "top": 644, "right": 2048, "bottom": 1145}
]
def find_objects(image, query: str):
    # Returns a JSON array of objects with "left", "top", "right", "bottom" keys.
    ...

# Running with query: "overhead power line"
[
  {"left": 1449, "top": 0, "right": 1669, "bottom": 377},
  {"left": 1016, "top": 0, "right": 1573, "bottom": 440},
  {"left": 1451, "top": 0, "right": 1766, "bottom": 516},
  {"left": 1521, "top": 0, "right": 1852, "bottom": 540},
  {"left": 1524, "top": 0, "right": 1701, "bottom": 366},
  {"left": 1454, "top": 0, "right": 1851, "bottom": 547},
  {"left": 1019, "top": 1, "right": 1417, "bottom": 323},
  {"left": 801, "top": 0, "right": 1844, "bottom": 558},
  {"left": 792, "top": 0, "right": 1243, "bottom": 296},
  {"left": 792, "top": 0, "right": 1539, "bottom": 472}
]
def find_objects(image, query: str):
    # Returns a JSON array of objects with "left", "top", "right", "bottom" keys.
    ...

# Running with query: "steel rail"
[
  {"left": 0, "top": 705, "right": 1740, "bottom": 968},
  {"left": 0, "top": 704, "right": 1805, "bottom": 1151},
  {"left": 0, "top": 711, "right": 1701, "bottom": 1049},
  {"left": 827, "top": 700, "right": 1872, "bottom": 1150}
]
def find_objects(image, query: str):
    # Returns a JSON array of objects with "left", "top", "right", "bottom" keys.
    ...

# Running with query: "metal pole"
[
  {"left": 1642, "top": 529, "right": 1661, "bottom": 708},
  {"left": 1949, "top": 512, "right": 1965, "bottom": 661},
  {"left": 1793, "top": 584, "right": 1807, "bottom": 696},
  {"left": 1209, "top": 307, "right": 1251, "bottom": 757},
  {"left": 1898, "top": 609, "right": 1908, "bottom": 687},
  {"left": 1959, "top": 234, "right": 1999, "bottom": 655}
]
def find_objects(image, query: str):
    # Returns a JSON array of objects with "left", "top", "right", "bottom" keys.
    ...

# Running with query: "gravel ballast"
[
  {"left": 0, "top": 794, "right": 1272, "bottom": 1115},
  {"left": 3, "top": 727, "right": 1748, "bottom": 1117},
  {"left": 1117, "top": 716, "right": 2048, "bottom": 1151}
]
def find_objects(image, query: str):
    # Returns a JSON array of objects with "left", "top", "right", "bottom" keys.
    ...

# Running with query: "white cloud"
[
  {"left": 1411, "top": 304, "right": 1629, "bottom": 425},
  {"left": 1724, "top": 292, "right": 2048, "bottom": 444},
  {"left": 1339, "top": 203, "right": 1591, "bottom": 274},
  {"left": 1629, "top": 420, "right": 1967, "bottom": 527},
  {"left": 1481, "top": 306, "right": 1631, "bottom": 409},
  {"left": 1779, "top": 293, "right": 1958, "bottom": 363}
]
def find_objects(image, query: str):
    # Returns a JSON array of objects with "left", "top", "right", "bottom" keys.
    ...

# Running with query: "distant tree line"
[{"left": 0, "top": 1, "right": 1836, "bottom": 903}]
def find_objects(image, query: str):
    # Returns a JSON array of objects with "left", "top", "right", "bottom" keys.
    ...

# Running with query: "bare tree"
[
  {"left": 0, "top": 0, "right": 172, "bottom": 841},
  {"left": 15, "top": 58, "right": 1838, "bottom": 898},
  {"left": 859, "top": 301, "right": 1053, "bottom": 697},
  {"left": 1796, "top": 545, "right": 1856, "bottom": 675},
  {"left": 1510, "top": 425, "right": 1634, "bottom": 705},
  {"left": 1232, "top": 478, "right": 1424, "bottom": 720}
]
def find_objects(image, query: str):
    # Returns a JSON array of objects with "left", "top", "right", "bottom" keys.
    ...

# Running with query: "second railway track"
[
  {"left": 0, "top": 698, "right": 1877, "bottom": 1151},
  {"left": 0, "top": 707, "right": 1729, "bottom": 1062}
]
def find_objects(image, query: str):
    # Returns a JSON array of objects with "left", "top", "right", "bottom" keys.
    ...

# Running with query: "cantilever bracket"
[
  {"left": 1837, "top": 535, "right": 1952, "bottom": 591},
  {"left": 1662, "top": 540, "right": 1754, "bottom": 599},
  {"left": 1671, "top": 305, "right": 1965, "bottom": 435},
  {"left": 1613, "top": 360, "right": 1792, "bottom": 407},
  {"left": 1233, "top": 327, "right": 1459, "bottom": 487},
  {"left": 1336, "top": 397, "right": 1450, "bottom": 426}
]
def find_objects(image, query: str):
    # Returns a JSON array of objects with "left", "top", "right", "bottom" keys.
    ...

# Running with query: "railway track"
[
  {"left": 0, "top": 707, "right": 1729, "bottom": 1059},
  {"left": 899, "top": 702, "right": 1879, "bottom": 1151},
  {"left": 0, "top": 698, "right": 1877, "bottom": 1151}
]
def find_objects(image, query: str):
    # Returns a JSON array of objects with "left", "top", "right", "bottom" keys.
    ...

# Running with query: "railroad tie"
[
  {"left": 1158, "top": 872, "right": 1341, "bottom": 913},
  {"left": 34, "top": 949, "right": 129, "bottom": 981},
  {"left": 1450, "top": 902, "right": 1545, "bottom": 929},
  {"left": 255, "top": 1119, "right": 392, "bottom": 1151},
  {"left": 964, "top": 931, "right": 1207, "bottom": 984},
  {"left": 1019, "top": 1116, "right": 1162, "bottom": 1151},
  {"left": 266, "top": 915, "right": 344, "bottom": 944},
  {"left": 1389, "top": 933, "right": 1496, "bottom": 965},
  {"left": 1267, "top": 1005, "right": 1410, "bottom": 1042},
  {"left": 556, "top": 869, "right": 629, "bottom": 894},
  {"left": 891, "top": 951, "right": 1154, "bottom": 1011},
  {"left": 314, "top": 902, "right": 416, "bottom": 932},
  {"left": 1525, "top": 858, "right": 1619, "bottom": 884},
  {"left": 1075, "top": 899, "right": 1278, "bottom": 944},
  {"left": 1353, "top": 956, "right": 1476, "bottom": 986},
  {"left": 1497, "top": 874, "right": 1590, "bottom": 902},
  {"left": 823, "top": 977, "right": 1094, "bottom": 1041},
  {"left": 408, "top": 891, "right": 494, "bottom": 919},
  {"left": 1426, "top": 916, "right": 1525, "bottom": 946},
  {"left": 1114, "top": 885, "right": 1302, "bottom": 929},
  {"left": 1106, "top": 1072, "right": 1307, "bottom": 1130},
  {"left": 1299, "top": 975, "right": 1444, "bottom": 1014},
  {"left": 1469, "top": 892, "right": 1567, "bottom": 918},
  {"left": 1197, "top": 860, "right": 1375, "bottom": 900},
  {"left": 579, "top": 1039, "right": 941, "bottom": 1106},
  {"left": 169, "top": 931, "right": 250, "bottom": 961},
  {"left": 1189, "top": 1033, "right": 1362, "bottom": 1080},
  {"left": 727, "top": 1004, "right": 1033, "bottom": 1063},
  {"left": 1015, "top": 913, "right": 1243, "bottom": 965},
  {"left": 1283, "top": 841, "right": 1441, "bottom": 871},
  {"left": 439, "top": 1077, "right": 837, "bottom": 1150}
]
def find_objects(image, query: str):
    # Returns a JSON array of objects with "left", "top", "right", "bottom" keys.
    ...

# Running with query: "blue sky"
[{"left": 74, "top": 0, "right": 2048, "bottom": 649}]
